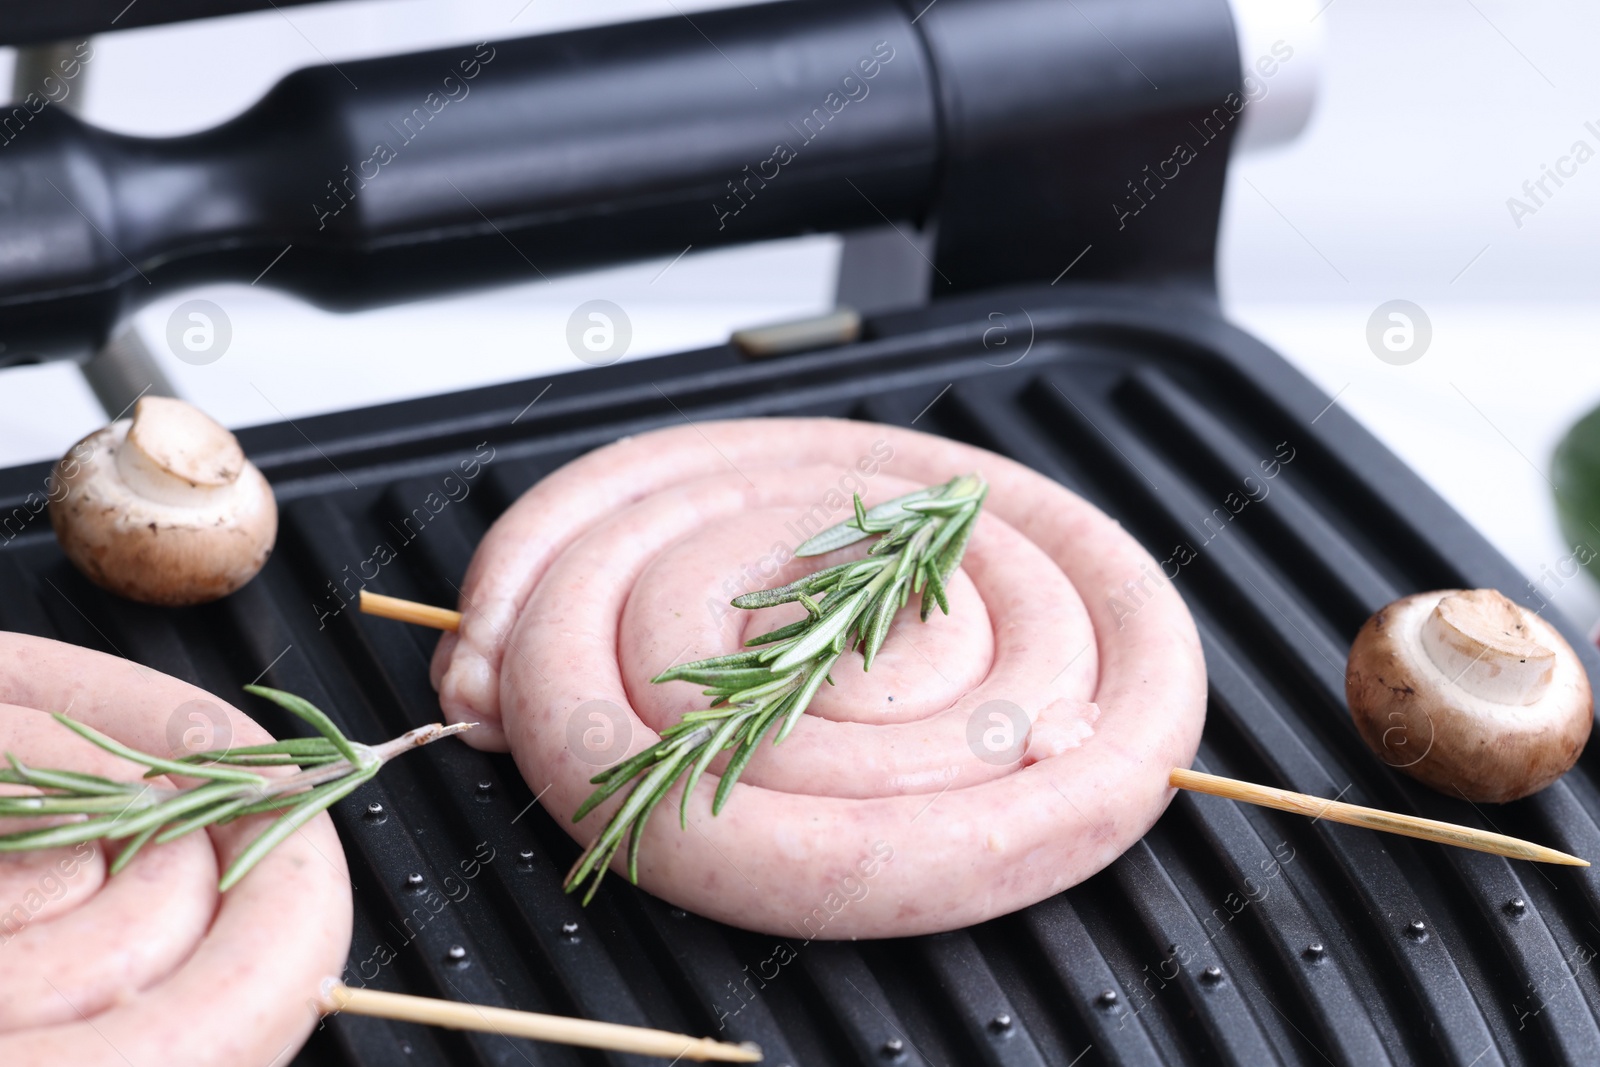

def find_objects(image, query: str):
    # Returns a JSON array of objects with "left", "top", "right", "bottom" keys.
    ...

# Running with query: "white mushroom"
[
  {"left": 48, "top": 397, "right": 277, "bottom": 606},
  {"left": 1346, "top": 588, "right": 1592, "bottom": 803}
]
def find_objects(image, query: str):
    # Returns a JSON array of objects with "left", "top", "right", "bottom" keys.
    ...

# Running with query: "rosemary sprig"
[
  {"left": 0, "top": 685, "right": 473, "bottom": 890},
  {"left": 564, "top": 473, "right": 987, "bottom": 902}
]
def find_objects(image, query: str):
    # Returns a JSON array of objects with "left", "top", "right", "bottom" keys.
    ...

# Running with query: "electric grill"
[{"left": 3, "top": 3, "right": 1598, "bottom": 1065}]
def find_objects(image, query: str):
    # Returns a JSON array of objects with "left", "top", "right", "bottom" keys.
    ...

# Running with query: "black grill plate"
[{"left": 2, "top": 282, "right": 1594, "bottom": 1067}]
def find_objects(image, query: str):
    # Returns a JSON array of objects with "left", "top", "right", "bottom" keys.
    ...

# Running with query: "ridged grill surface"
[{"left": 2, "top": 284, "right": 1596, "bottom": 1066}]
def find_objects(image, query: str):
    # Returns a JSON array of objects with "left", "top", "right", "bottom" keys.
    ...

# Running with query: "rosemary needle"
[
  {"left": 564, "top": 473, "right": 988, "bottom": 902},
  {"left": 0, "top": 685, "right": 473, "bottom": 890}
]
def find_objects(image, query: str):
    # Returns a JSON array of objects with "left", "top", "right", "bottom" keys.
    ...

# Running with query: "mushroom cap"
[
  {"left": 48, "top": 397, "right": 277, "bottom": 606},
  {"left": 1346, "top": 589, "right": 1592, "bottom": 803}
]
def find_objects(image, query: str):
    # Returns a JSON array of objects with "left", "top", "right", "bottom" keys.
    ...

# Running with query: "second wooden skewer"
[
  {"left": 1172, "top": 768, "right": 1587, "bottom": 867},
  {"left": 322, "top": 983, "right": 761, "bottom": 1062},
  {"left": 361, "top": 590, "right": 462, "bottom": 631},
  {"left": 359, "top": 591, "right": 1589, "bottom": 868}
]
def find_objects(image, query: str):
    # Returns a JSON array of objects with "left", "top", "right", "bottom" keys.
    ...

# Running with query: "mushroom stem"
[
  {"left": 113, "top": 396, "right": 246, "bottom": 508},
  {"left": 1419, "top": 589, "right": 1555, "bottom": 706}
]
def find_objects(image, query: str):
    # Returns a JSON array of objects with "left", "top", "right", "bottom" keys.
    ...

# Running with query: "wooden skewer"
[
  {"left": 322, "top": 983, "right": 762, "bottom": 1062},
  {"left": 358, "top": 593, "right": 1590, "bottom": 868},
  {"left": 360, "top": 590, "right": 461, "bottom": 631},
  {"left": 1173, "top": 768, "right": 1589, "bottom": 867}
]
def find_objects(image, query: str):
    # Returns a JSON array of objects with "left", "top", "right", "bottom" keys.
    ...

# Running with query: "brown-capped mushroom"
[
  {"left": 48, "top": 397, "right": 277, "bottom": 606},
  {"left": 1346, "top": 588, "right": 1592, "bottom": 803}
]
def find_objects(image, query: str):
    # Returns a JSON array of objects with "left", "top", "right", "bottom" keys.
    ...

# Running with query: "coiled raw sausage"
[
  {"left": 432, "top": 419, "right": 1205, "bottom": 937},
  {"left": 0, "top": 633, "right": 350, "bottom": 1066}
]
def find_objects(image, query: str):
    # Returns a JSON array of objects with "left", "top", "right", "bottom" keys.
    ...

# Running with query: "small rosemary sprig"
[
  {"left": 0, "top": 685, "right": 472, "bottom": 891},
  {"left": 564, "top": 473, "right": 987, "bottom": 902}
]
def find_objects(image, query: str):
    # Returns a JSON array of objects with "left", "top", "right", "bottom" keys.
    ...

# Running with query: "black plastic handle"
[{"left": 0, "top": 0, "right": 1238, "bottom": 363}]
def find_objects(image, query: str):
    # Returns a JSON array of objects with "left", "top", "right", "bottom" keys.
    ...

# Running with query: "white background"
[{"left": 2, "top": 0, "right": 1599, "bottom": 627}]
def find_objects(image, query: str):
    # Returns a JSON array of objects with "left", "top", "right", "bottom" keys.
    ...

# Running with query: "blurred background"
[{"left": 1, "top": 0, "right": 1598, "bottom": 625}]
